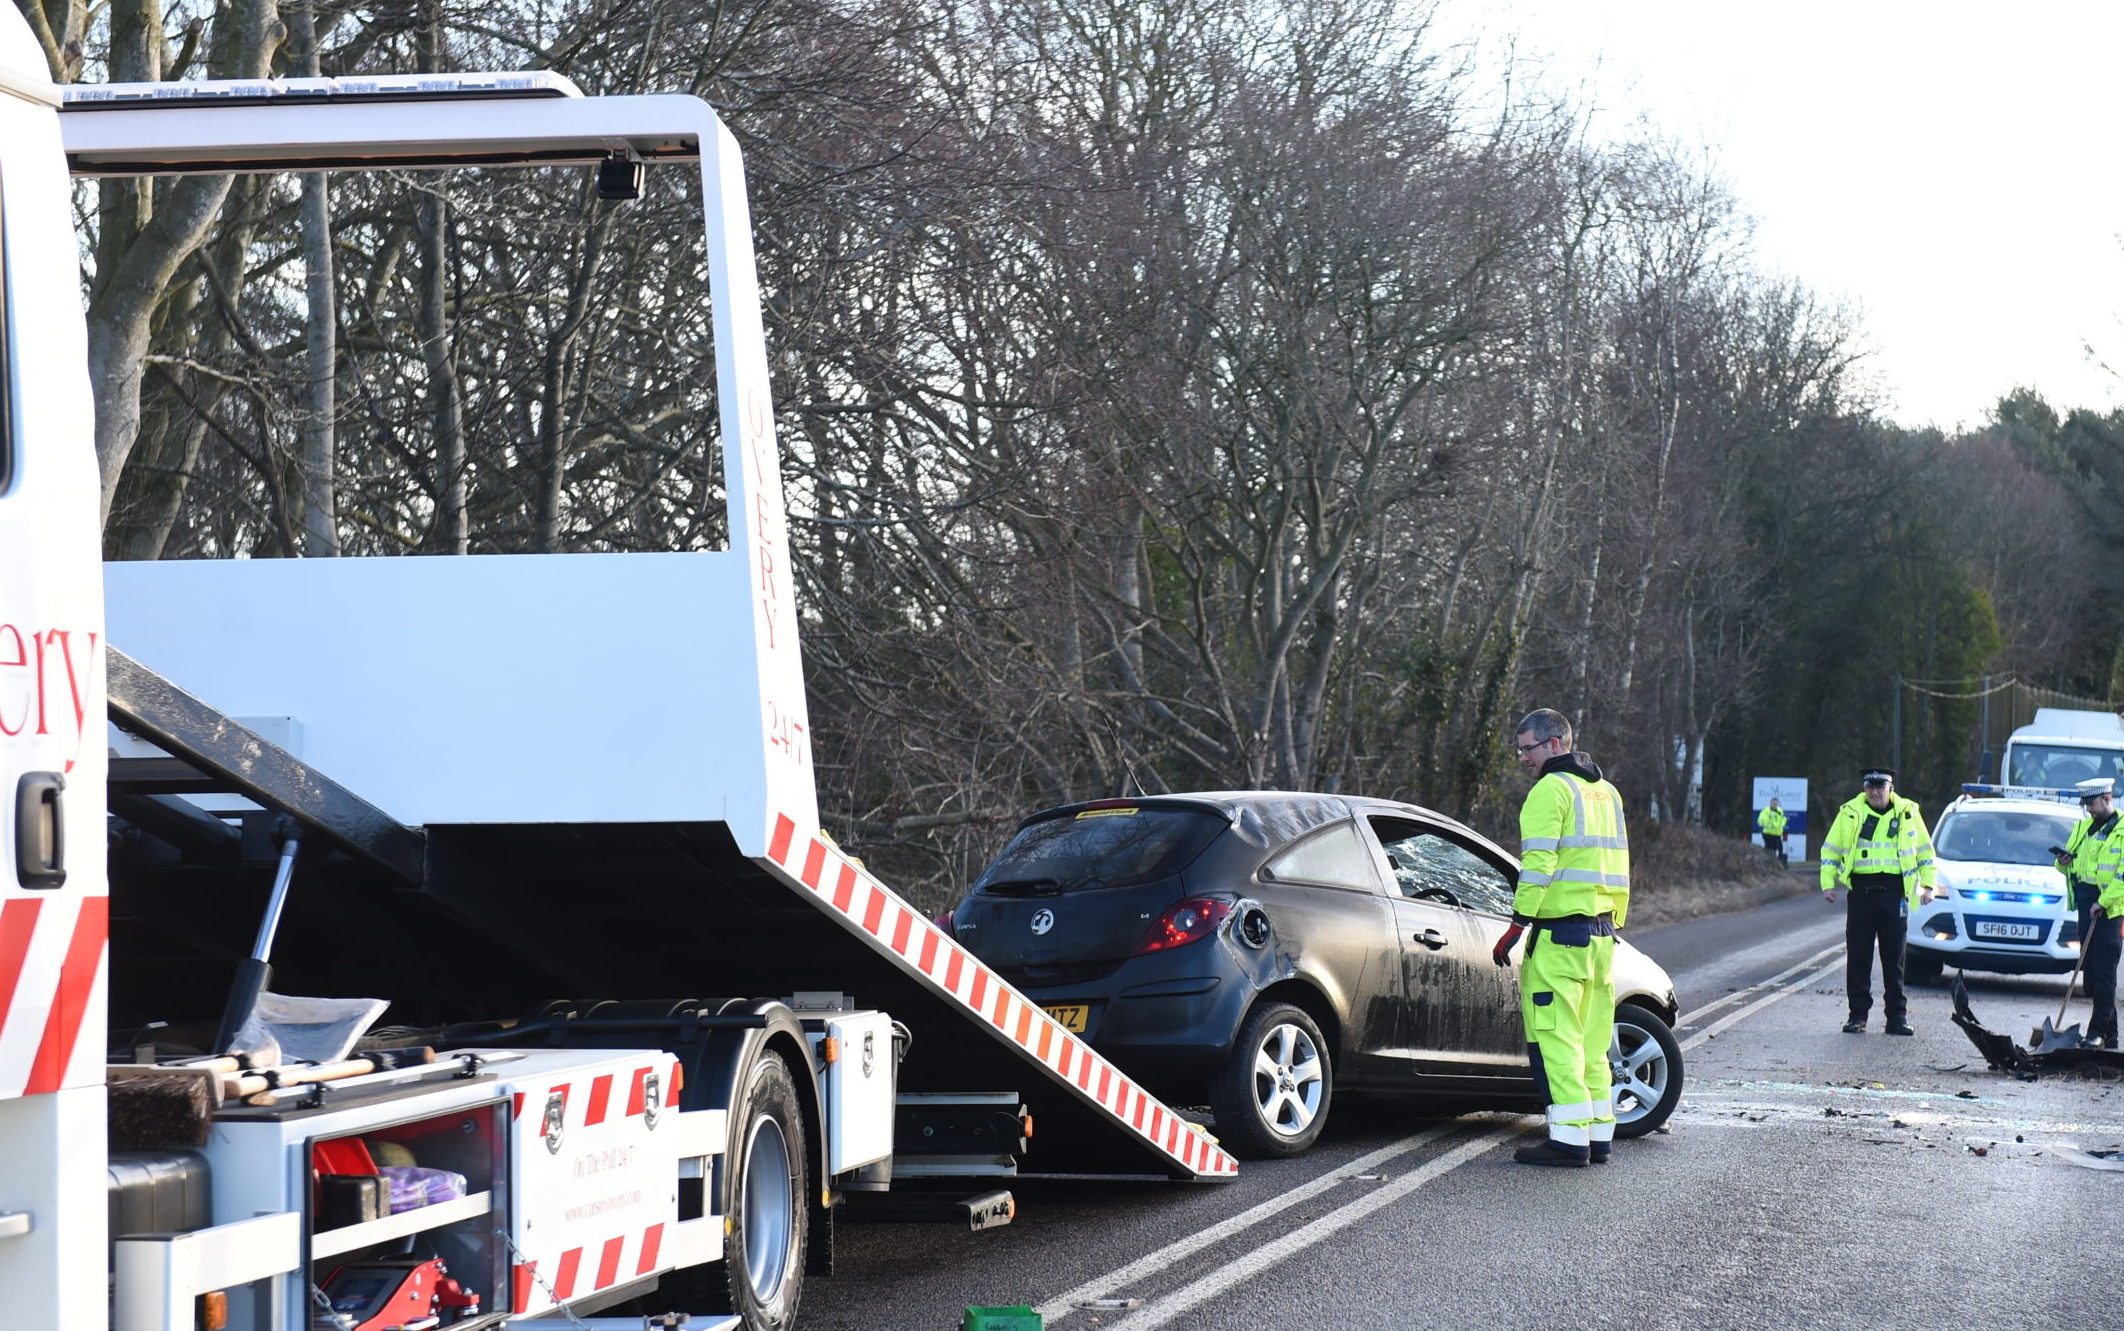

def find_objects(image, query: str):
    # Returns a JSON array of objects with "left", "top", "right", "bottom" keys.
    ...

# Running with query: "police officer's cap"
[
  {"left": 2077, "top": 777, "right": 2115, "bottom": 803},
  {"left": 1860, "top": 768, "right": 1895, "bottom": 786}
]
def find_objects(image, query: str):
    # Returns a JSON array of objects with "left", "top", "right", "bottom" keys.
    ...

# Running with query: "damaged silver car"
[{"left": 942, "top": 792, "right": 1684, "bottom": 1156}]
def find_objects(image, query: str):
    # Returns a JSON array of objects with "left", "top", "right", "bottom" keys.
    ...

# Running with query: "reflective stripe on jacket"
[
  {"left": 1517, "top": 772, "right": 1631, "bottom": 929},
  {"left": 1818, "top": 793, "right": 1935, "bottom": 906},
  {"left": 2065, "top": 812, "right": 2117, "bottom": 892},
  {"left": 2081, "top": 815, "right": 2124, "bottom": 918}
]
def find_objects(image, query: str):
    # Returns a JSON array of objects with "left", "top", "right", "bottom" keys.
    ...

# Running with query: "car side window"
[
  {"left": 1263, "top": 820, "right": 1380, "bottom": 891},
  {"left": 1370, "top": 818, "right": 1517, "bottom": 917}
]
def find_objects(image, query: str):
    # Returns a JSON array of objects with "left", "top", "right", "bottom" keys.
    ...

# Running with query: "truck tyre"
[
  {"left": 1610, "top": 1001, "right": 1683, "bottom": 1139},
  {"left": 715, "top": 1049, "right": 809, "bottom": 1331},
  {"left": 1211, "top": 1001, "right": 1332, "bottom": 1157}
]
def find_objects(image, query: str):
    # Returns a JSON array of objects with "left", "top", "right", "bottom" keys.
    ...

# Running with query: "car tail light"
[{"left": 1133, "top": 896, "right": 1232, "bottom": 955}]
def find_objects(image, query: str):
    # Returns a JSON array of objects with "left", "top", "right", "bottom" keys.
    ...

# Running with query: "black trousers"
[
  {"left": 1761, "top": 832, "right": 1786, "bottom": 864},
  {"left": 2076, "top": 885, "right": 2121, "bottom": 1044},
  {"left": 1845, "top": 888, "right": 1907, "bottom": 1024}
]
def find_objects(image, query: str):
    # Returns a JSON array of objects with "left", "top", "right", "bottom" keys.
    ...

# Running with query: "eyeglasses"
[{"left": 1515, "top": 738, "right": 1551, "bottom": 755}]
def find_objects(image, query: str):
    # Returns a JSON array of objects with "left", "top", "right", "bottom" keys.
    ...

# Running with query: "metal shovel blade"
[{"left": 2032, "top": 1017, "right": 2084, "bottom": 1054}]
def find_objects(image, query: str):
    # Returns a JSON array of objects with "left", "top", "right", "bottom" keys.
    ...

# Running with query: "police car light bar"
[
  {"left": 1959, "top": 783, "right": 2083, "bottom": 804},
  {"left": 61, "top": 71, "right": 583, "bottom": 109}
]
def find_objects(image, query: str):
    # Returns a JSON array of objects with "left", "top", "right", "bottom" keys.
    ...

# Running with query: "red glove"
[{"left": 1492, "top": 923, "right": 1525, "bottom": 968}]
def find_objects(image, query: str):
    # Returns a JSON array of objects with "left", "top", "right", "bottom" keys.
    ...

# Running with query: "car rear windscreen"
[
  {"left": 1934, "top": 809, "right": 2078, "bottom": 865},
  {"left": 976, "top": 806, "right": 1226, "bottom": 895}
]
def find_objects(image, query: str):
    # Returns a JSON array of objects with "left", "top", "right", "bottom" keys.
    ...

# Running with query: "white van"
[{"left": 1999, "top": 708, "right": 2124, "bottom": 789}]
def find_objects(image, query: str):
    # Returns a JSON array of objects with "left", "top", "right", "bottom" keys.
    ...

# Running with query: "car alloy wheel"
[
  {"left": 1212, "top": 1001, "right": 1332, "bottom": 1157},
  {"left": 1608, "top": 1000, "right": 1683, "bottom": 1138}
]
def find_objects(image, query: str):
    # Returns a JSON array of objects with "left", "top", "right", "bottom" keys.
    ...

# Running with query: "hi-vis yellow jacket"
[
  {"left": 1757, "top": 805, "right": 1788, "bottom": 837},
  {"left": 1516, "top": 757, "right": 1630, "bottom": 929},
  {"left": 1819, "top": 793, "right": 1935, "bottom": 906},
  {"left": 2065, "top": 812, "right": 2124, "bottom": 917}
]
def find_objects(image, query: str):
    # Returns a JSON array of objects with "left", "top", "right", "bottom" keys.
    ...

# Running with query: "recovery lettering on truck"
[{"left": 0, "top": 15, "right": 1235, "bottom": 1331}]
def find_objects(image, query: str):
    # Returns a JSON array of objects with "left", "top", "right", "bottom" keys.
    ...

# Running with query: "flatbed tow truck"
[{"left": 0, "top": 12, "right": 1234, "bottom": 1329}]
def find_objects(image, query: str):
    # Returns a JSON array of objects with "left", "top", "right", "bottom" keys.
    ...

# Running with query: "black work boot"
[
  {"left": 1842, "top": 1019, "right": 1865, "bottom": 1034},
  {"left": 1514, "top": 1138, "right": 1590, "bottom": 1167},
  {"left": 1589, "top": 1140, "right": 1612, "bottom": 1164},
  {"left": 1885, "top": 1022, "right": 1914, "bottom": 1036}
]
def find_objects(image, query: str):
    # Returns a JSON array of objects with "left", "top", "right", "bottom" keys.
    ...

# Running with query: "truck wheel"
[
  {"left": 680, "top": 1049, "right": 806, "bottom": 1331},
  {"left": 1609, "top": 1001, "right": 1683, "bottom": 1139},
  {"left": 622, "top": 1049, "right": 809, "bottom": 1331},
  {"left": 1211, "top": 1001, "right": 1332, "bottom": 1157},
  {"left": 728, "top": 1051, "right": 808, "bottom": 1330}
]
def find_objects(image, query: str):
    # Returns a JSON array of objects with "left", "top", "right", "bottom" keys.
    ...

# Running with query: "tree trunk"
[{"left": 291, "top": 0, "right": 339, "bottom": 555}]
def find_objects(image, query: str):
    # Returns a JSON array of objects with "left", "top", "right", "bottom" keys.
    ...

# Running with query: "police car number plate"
[
  {"left": 1971, "top": 921, "right": 2041, "bottom": 941},
  {"left": 1043, "top": 1004, "right": 1090, "bottom": 1033}
]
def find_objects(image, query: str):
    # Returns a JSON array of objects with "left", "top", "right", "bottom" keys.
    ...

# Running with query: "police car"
[{"left": 1905, "top": 786, "right": 2081, "bottom": 984}]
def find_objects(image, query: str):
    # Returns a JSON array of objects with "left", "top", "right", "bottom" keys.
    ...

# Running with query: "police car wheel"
[{"left": 1610, "top": 1002, "right": 1683, "bottom": 1139}]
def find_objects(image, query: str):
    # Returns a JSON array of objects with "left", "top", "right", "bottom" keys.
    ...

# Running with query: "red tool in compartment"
[{"left": 315, "top": 1256, "right": 444, "bottom": 1331}]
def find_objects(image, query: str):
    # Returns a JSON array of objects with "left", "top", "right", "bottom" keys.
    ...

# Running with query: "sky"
[{"left": 1428, "top": 0, "right": 2124, "bottom": 433}]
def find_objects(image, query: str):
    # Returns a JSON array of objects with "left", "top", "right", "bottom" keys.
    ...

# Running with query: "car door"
[
  {"left": 1369, "top": 815, "right": 1530, "bottom": 1084},
  {"left": 1253, "top": 819, "right": 1402, "bottom": 1088}
]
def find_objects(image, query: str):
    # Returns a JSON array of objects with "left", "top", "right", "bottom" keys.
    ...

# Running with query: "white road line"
[
  {"left": 1036, "top": 1125, "right": 1460, "bottom": 1324},
  {"left": 1679, "top": 956, "right": 1844, "bottom": 1052},
  {"left": 1098, "top": 1131, "right": 1510, "bottom": 1331},
  {"left": 1047, "top": 944, "right": 1842, "bottom": 1328},
  {"left": 1677, "top": 944, "right": 1843, "bottom": 1027}
]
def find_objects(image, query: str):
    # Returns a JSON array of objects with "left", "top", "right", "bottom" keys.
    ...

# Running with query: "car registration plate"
[
  {"left": 1043, "top": 1004, "right": 1090, "bottom": 1033},
  {"left": 1971, "top": 921, "right": 2042, "bottom": 941}
]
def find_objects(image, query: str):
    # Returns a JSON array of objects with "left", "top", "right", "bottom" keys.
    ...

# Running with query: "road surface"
[{"left": 801, "top": 893, "right": 2124, "bottom": 1331}]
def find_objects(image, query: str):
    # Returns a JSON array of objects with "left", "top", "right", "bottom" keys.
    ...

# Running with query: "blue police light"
[{"left": 1973, "top": 891, "right": 1994, "bottom": 901}]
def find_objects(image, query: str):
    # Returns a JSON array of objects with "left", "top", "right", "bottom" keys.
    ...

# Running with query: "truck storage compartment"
[{"left": 108, "top": 1149, "right": 211, "bottom": 1257}]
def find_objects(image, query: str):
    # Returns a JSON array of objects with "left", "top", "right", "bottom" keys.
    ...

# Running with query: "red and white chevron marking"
[
  {"left": 511, "top": 1221, "right": 671, "bottom": 1316},
  {"left": 764, "top": 813, "right": 1237, "bottom": 1179},
  {"left": 0, "top": 893, "right": 107, "bottom": 1100},
  {"left": 508, "top": 1053, "right": 688, "bottom": 1317}
]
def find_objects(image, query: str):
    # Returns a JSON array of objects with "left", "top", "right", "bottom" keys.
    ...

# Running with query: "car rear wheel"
[
  {"left": 1609, "top": 1001, "right": 1682, "bottom": 1139},
  {"left": 1212, "top": 1001, "right": 1332, "bottom": 1157}
]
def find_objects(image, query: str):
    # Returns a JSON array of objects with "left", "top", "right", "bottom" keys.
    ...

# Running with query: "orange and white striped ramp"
[{"left": 764, "top": 814, "right": 1238, "bottom": 1181}]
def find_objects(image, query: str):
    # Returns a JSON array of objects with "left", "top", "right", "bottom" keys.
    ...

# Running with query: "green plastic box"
[{"left": 963, "top": 1307, "right": 1042, "bottom": 1331}]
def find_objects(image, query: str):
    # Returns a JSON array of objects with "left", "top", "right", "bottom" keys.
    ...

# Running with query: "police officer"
[
  {"left": 1820, "top": 768, "right": 1936, "bottom": 1035},
  {"left": 2054, "top": 777, "right": 2122, "bottom": 1048},
  {"left": 1492, "top": 708, "right": 1629, "bottom": 1167},
  {"left": 1758, "top": 797, "right": 1788, "bottom": 865}
]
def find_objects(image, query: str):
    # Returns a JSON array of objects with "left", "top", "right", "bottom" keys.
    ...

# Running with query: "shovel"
[{"left": 2031, "top": 932, "right": 2090, "bottom": 1054}]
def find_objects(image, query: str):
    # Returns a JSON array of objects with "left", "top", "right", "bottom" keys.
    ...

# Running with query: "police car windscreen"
[{"left": 1935, "top": 809, "right": 2077, "bottom": 865}]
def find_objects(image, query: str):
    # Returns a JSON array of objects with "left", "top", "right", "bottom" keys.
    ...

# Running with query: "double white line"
[{"left": 1038, "top": 944, "right": 1843, "bottom": 1330}]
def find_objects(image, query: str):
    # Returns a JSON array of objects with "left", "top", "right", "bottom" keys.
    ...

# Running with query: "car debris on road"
[{"left": 1947, "top": 975, "right": 2124, "bottom": 1079}]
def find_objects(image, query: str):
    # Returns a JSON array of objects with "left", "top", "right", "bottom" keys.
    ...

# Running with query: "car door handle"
[{"left": 1413, "top": 928, "right": 1448, "bottom": 950}]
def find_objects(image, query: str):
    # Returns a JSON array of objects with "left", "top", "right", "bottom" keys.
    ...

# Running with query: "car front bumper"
[{"left": 1909, "top": 901, "right": 2078, "bottom": 975}]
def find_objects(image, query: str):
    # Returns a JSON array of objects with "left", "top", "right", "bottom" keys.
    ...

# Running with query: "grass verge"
[{"left": 1627, "top": 822, "right": 1813, "bottom": 929}]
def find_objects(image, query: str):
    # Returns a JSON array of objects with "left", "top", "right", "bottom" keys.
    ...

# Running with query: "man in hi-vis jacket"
[
  {"left": 1820, "top": 767, "right": 1935, "bottom": 1035},
  {"left": 1493, "top": 708, "right": 1629, "bottom": 1168}
]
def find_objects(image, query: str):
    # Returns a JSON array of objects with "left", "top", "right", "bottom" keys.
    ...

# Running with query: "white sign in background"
[{"left": 1751, "top": 776, "right": 1809, "bottom": 863}]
